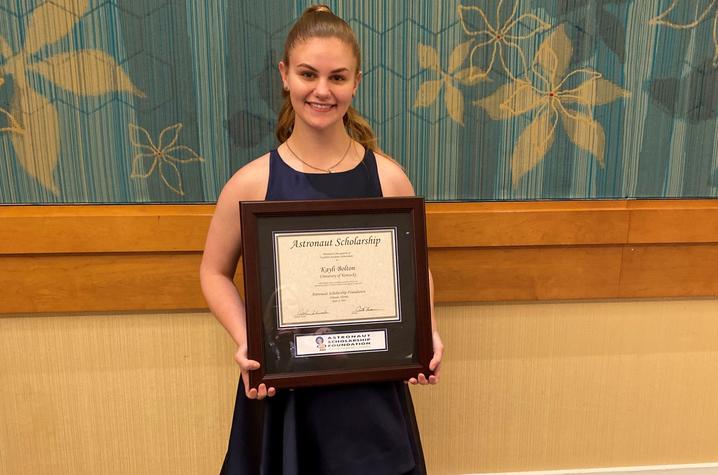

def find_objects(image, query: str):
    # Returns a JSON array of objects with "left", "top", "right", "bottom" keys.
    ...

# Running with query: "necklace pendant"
[{"left": 285, "top": 138, "right": 353, "bottom": 175}]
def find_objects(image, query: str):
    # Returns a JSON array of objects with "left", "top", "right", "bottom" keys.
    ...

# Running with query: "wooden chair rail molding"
[{"left": 1, "top": 200, "right": 717, "bottom": 314}]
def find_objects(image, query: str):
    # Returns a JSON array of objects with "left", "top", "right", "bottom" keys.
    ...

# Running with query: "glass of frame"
[{"left": 240, "top": 197, "right": 432, "bottom": 389}]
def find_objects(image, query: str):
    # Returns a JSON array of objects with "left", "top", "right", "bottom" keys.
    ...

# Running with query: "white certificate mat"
[{"left": 273, "top": 228, "right": 401, "bottom": 328}]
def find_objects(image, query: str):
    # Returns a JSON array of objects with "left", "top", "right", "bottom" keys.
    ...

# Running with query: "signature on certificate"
[
  {"left": 295, "top": 307, "right": 329, "bottom": 318},
  {"left": 351, "top": 305, "right": 382, "bottom": 315}
]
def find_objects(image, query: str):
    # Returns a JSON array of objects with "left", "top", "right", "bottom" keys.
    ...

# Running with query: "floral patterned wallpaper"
[{"left": 0, "top": 0, "right": 717, "bottom": 203}]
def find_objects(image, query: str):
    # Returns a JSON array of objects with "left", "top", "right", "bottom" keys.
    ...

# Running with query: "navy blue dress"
[{"left": 220, "top": 149, "right": 426, "bottom": 475}]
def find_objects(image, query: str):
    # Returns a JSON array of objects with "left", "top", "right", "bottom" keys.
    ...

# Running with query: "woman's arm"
[
  {"left": 199, "top": 155, "right": 275, "bottom": 399},
  {"left": 375, "top": 153, "right": 444, "bottom": 385}
]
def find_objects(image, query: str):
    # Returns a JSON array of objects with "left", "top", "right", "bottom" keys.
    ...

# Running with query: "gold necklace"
[{"left": 285, "top": 138, "right": 353, "bottom": 173}]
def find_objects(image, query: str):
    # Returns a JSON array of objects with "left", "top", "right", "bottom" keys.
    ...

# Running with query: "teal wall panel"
[{"left": 1, "top": 0, "right": 717, "bottom": 203}]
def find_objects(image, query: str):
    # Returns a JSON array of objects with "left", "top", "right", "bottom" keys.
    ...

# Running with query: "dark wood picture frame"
[{"left": 240, "top": 197, "right": 432, "bottom": 389}]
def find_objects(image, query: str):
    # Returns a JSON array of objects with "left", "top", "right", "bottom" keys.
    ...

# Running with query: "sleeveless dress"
[{"left": 219, "top": 149, "right": 427, "bottom": 475}]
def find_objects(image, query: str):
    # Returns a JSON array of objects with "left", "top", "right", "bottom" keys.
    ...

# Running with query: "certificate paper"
[{"left": 273, "top": 228, "right": 401, "bottom": 328}]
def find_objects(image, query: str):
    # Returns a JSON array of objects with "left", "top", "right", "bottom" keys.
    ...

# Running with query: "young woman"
[{"left": 200, "top": 5, "right": 443, "bottom": 474}]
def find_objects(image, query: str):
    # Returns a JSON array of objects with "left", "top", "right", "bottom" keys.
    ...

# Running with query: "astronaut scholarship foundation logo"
[{"left": 296, "top": 330, "right": 388, "bottom": 357}]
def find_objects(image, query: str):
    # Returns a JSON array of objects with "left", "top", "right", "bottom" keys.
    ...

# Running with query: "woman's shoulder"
[
  {"left": 372, "top": 150, "right": 415, "bottom": 197},
  {"left": 219, "top": 152, "right": 271, "bottom": 202}
]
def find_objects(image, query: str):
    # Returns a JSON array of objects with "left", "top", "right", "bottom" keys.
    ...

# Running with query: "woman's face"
[{"left": 279, "top": 36, "right": 360, "bottom": 133}]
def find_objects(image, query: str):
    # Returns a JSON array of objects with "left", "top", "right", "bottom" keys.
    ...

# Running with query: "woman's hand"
[
  {"left": 409, "top": 330, "right": 444, "bottom": 385},
  {"left": 235, "top": 344, "right": 276, "bottom": 399}
]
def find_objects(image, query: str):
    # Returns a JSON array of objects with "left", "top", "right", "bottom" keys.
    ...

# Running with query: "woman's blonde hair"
[{"left": 275, "top": 4, "right": 379, "bottom": 151}]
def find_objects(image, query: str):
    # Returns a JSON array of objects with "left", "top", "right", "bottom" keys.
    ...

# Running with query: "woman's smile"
[{"left": 306, "top": 101, "right": 336, "bottom": 112}]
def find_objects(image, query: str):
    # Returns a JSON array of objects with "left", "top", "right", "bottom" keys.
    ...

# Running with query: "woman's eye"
[
  {"left": 331, "top": 75, "right": 346, "bottom": 82},
  {"left": 300, "top": 71, "right": 315, "bottom": 78}
]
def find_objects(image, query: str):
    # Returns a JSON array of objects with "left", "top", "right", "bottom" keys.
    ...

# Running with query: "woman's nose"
[{"left": 313, "top": 78, "right": 331, "bottom": 97}]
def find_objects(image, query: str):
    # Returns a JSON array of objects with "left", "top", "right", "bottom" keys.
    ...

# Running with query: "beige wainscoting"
[
  {"left": 2, "top": 299, "right": 718, "bottom": 475},
  {"left": 412, "top": 300, "right": 718, "bottom": 474},
  {"left": 0, "top": 312, "right": 237, "bottom": 475}
]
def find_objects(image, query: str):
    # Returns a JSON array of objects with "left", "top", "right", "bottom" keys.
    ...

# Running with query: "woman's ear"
[
  {"left": 353, "top": 70, "right": 362, "bottom": 96},
  {"left": 279, "top": 61, "right": 289, "bottom": 90}
]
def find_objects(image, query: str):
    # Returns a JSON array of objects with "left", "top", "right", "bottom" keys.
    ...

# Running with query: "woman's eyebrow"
[{"left": 296, "top": 63, "right": 350, "bottom": 74}]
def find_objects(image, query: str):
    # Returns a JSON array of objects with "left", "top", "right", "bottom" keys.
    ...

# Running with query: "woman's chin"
[{"left": 296, "top": 113, "right": 346, "bottom": 131}]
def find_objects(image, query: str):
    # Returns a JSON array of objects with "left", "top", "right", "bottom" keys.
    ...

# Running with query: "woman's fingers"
[
  {"left": 236, "top": 351, "right": 260, "bottom": 370},
  {"left": 407, "top": 373, "right": 428, "bottom": 385},
  {"left": 242, "top": 360, "right": 260, "bottom": 371},
  {"left": 429, "top": 351, "right": 443, "bottom": 371},
  {"left": 239, "top": 359, "right": 277, "bottom": 399},
  {"left": 249, "top": 384, "right": 277, "bottom": 400},
  {"left": 428, "top": 330, "right": 444, "bottom": 384},
  {"left": 430, "top": 332, "right": 444, "bottom": 369},
  {"left": 429, "top": 358, "right": 442, "bottom": 382}
]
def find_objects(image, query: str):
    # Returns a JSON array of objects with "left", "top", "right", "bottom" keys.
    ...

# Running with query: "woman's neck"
[{"left": 286, "top": 122, "right": 352, "bottom": 167}]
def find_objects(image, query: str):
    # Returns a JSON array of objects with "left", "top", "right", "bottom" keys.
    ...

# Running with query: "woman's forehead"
[{"left": 288, "top": 37, "right": 358, "bottom": 70}]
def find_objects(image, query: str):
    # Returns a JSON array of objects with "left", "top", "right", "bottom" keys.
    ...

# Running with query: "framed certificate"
[{"left": 240, "top": 197, "right": 432, "bottom": 389}]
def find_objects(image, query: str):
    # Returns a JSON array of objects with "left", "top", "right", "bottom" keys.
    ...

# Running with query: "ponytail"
[
  {"left": 275, "top": 91, "right": 294, "bottom": 144},
  {"left": 344, "top": 106, "right": 379, "bottom": 152}
]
